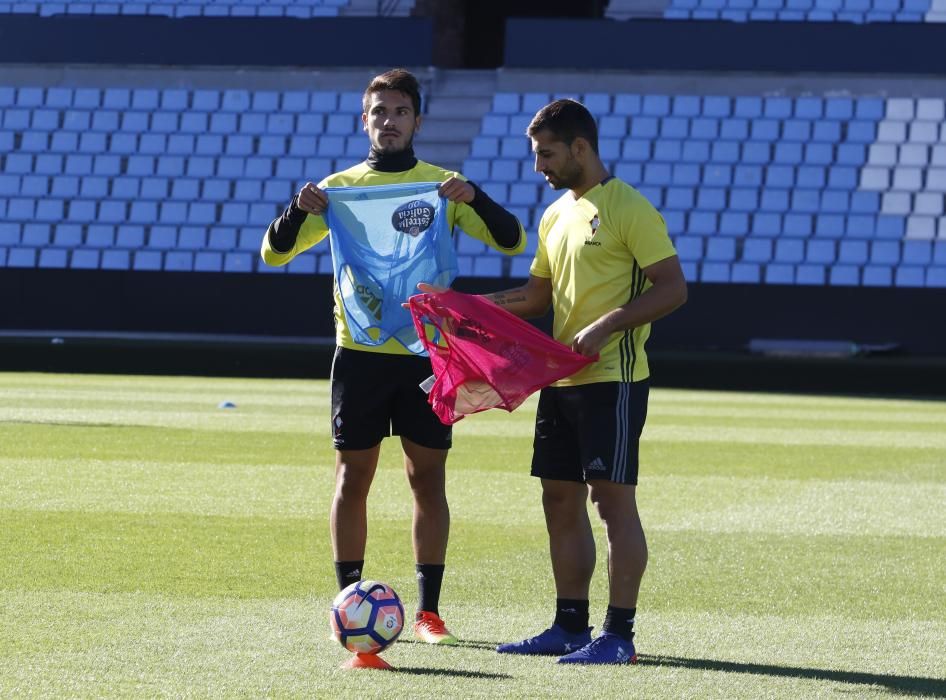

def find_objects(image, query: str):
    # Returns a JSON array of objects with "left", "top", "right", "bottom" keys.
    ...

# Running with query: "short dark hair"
[
  {"left": 526, "top": 98, "right": 599, "bottom": 154},
  {"left": 363, "top": 68, "right": 422, "bottom": 116}
]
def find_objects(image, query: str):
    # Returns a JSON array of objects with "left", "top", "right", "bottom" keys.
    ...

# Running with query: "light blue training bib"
[{"left": 324, "top": 182, "right": 457, "bottom": 355}]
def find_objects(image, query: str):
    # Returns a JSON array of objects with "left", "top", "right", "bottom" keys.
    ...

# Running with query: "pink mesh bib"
[{"left": 408, "top": 289, "right": 596, "bottom": 425}]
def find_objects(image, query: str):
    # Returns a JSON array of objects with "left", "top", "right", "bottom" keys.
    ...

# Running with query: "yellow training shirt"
[
  {"left": 261, "top": 160, "right": 526, "bottom": 354},
  {"left": 530, "top": 177, "right": 677, "bottom": 386}
]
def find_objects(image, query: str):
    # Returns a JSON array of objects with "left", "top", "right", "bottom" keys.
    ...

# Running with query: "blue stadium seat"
[
  {"left": 655, "top": 140, "right": 684, "bottom": 162},
  {"left": 19, "top": 174, "right": 48, "bottom": 196},
  {"left": 474, "top": 256, "right": 503, "bottom": 277},
  {"left": 177, "top": 227, "right": 206, "bottom": 250},
  {"left": 171, "top": 179, "right": 199, "bottom": 200},
  {"left": 661, "top": 117, "right": 689, "bottom": 140},
  {"left": 509, "top": 257, "right": 532, "bottom": 278},
  {"left": 862, "top": 265, "right": 893, "bottom": 286},
  {"left": 782, "top": 213, "right": 813, "bottom": 238},
  {"left": 706, "top": 237, "right": 736, "bottom": 262},
  {"left": 829, "top": 264, "right": 860, "bottom": 286},
  {"left": 673, "top": 95, "right": 701, "bottom": 117},
  {"left": 690, "top": 118, "right": 718, "bottom": 140},
  {"left": 718, "top": 212, "right": 749, "bottom": 237},
  {"left": 163, "top": 250, "right": 194, "bottom": 272},
  {"left": 902, "top": 241, "right": 932, "bottom": 265},
  {"left": 697, "top": 188, "right": 726, "bottom": 211},
  {"left": 838, "top": 240, "right": 869, "bottom": 264},
  {"left": 21, "top": 223, "right": 50, "bottom": 246},
  {"left": 772, "top": 143, "right": 802, "bottom": 165},
  {"left": 775, "top": 239, "right": 805, "bottom": 263},
  {"left": 470, "top": 137, "right": 498, "bottom": 158},
  {"left": 70, "top": 249, "right": 99, "bottom": 269},
  {"left": 731, "top": 263, "right": 761, "bottom": 284},
  {"left": 702, "top": 96, "right": 730, "bottom": 117},
  {"left": 674, "top": 236, "right": 703, "bottom": 262},
  {"left": 806, "top": 240, "right": 836, "bottom": 264},
  {"left": 665, "top": 187, "right": 694, "bottom": 210},
  {"left": 895, "top": 266, "right": 926, "bottom": 287},
  {"left": 733, "top": 96, "right": 762, "bottom": 118},
  {"left": 613, "top": 95, "right": 642, "bottom": 115},
  {"left": 133, "top": 250, "right": 162, "bottom": 271},
  {"left": 140, "top": 177, "right": 168, "bottom": 199},
  {"left": 53, "top": 224, "right": 82, "bottom": 247},
  {"left": 795, "top": 264, "right": 826, "bottom": 285},
  {"left": 644, "top": 163, "right": 672, "bottom": 186},
  {"left": 907, "top": 218, "right": 938, "bottom": 242},
  {"left": 101, "top": 250, "right": 131, "bottom": 270},
  {"left": 827, "top": 166, "right": 857, "bottom": 190},
  {"left": 614, "top": 163, "right": 642, "bottom": 183},
  {"left": 671, "top": 164, "right": 700, "bottom": 186},
  {"left": 223, "top": 252, "right": 253, "bottom": 273},
  {"left": 283, "top": 255, "right": 315, "bottom": 275},
  {"left": 148, "top": 226, "right": 177, "bottom": 249},
  {"left": 701, "top": 262, "right": 731, "bottom": 283},
  {"left": 688, "top": 211, "right": 717, "bottom": 236},
  {"left": 492, "top": 93, "right": 520, "bottom": 114},
  {"left": 765, "top": 264, "right": 794, "bottom": 284},
  {"left": 751, "top": 118, "right": 780, "bottom": 141},
  {"left": 743, "top": 239, "right": 773, "bottom": 262},
  {"left": 680, "top": 141, "right": 710, "bottom": 163},
  {"left": 870, "top": 241, "right": 900, "bottom": 265}
]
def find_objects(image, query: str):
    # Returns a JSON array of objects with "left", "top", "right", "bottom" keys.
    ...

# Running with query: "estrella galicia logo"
[{"left": 392, "top": 199, "right": 435, "bottom": 237}]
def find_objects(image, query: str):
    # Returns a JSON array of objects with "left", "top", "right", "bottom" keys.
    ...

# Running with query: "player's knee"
[
  {"left": 405, "top": 467, "right": 446, "bottom": 501},
  {"left": 541, "top": 485, "right": 584, "bottom": 521},
  {"left": 334, "top": 464, "right": 374, "bottom": 501}
]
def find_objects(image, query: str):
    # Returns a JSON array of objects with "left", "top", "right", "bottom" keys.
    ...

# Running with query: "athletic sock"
[
  {"left": 602, "top": 605, "right": 636, "bottom": 642},
  {"left": 416, "top": 563, "right": 445, "bottom": 617},
  {"left": 554, "top": 598, "right": 590, "bottom": 634},
  {"left": 334, "top": 560, "right": 364, "bottom": 591}
]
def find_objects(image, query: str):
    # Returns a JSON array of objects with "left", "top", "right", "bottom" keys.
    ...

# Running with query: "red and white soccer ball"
[{"left": 330, "top": 580, "right": 404, "bottom": 655}]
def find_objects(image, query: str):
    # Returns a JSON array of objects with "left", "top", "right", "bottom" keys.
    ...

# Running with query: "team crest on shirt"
[
  {"left": 584, "top": 214, "right": 602, "bottom": 246},
  {"left": 392, "top": 199, "right": 435, "bottom": 236}
]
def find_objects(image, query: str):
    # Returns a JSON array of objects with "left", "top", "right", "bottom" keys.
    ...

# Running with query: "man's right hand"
[{"left": 295, "top": 182, "right": 328, "bottom": 216}]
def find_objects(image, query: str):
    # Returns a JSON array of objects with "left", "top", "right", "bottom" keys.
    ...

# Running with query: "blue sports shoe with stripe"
[
  {"left": 557, "top": 632, "right": 638, "bottom": 665},
  {"left": 496, "top": 624, "right": 592, "bottom": 655}
]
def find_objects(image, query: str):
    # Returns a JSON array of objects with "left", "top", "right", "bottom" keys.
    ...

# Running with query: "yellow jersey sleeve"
[
  {"left": 450, "top": 174, "right": 527, "bottom": 256},
  {"left": 620, "top": 189, "right": 677, "bottom": 269}
]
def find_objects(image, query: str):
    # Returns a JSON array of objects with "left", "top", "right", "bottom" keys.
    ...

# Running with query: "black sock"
[
  {"left": 554, "top": 598, "right": 590, "bottom": 634},
  {"left": 602, "top": 605, "right": 636, "bottom": 642},
  {"left": 416, "top": 563, "right": 445, "bottom": 616},
  {"left": 334, "top": 560, "right": 364, "bottom": 591}
]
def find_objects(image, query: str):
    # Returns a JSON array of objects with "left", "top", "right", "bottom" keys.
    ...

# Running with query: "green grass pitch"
[{"left": 1, "top": 372, "right": 944, "bottom": 698}]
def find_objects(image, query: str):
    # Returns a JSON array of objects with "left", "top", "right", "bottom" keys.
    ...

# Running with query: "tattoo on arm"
[{"left": 491, "top": 293, "right": 527, "bottom": 307}]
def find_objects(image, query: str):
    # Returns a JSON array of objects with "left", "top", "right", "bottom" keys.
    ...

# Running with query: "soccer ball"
[{"left": 330, "top": 580, "right": 404, "bottom": 655}]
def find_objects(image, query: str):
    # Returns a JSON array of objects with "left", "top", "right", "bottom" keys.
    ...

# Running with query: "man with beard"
[
  {"left": 487, "top": 99, "right": 687, "bottom": 664},
  {"left": 261, "top": 68, "right": 525, "bottom": 645}
]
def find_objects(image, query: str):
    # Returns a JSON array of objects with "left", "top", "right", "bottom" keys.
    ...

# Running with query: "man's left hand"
[
  {"left": 571, "top": 321, "right": 611, "bottom": 357},
  {"left": 439, "top": 177, "right": 475, "bottom": 203}
]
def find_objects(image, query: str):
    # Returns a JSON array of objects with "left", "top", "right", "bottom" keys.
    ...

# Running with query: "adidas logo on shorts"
[{"left": 587, "top": 457, "right": 607, "bottom": 471}]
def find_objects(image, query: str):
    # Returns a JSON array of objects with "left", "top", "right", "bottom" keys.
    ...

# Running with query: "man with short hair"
[
  {"left": 489, "top": 98, "right": 687, "bottom": 664},
  {"left": 261, "top": 68, "right": 525, "bottom": 645}
]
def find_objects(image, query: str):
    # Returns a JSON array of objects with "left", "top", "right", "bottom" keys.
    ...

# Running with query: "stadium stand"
[
  {"left": 606, "top": 0, "right": 946, "bottom": 22},
  {"left": 2, "top": 78, "right": 944, "bottom": 287},
  {"left": 468, "top": 91, "right": 946, "bottom": 287},
  {"left": 0, "top": 0, "right": 417, "bottom": 17}
]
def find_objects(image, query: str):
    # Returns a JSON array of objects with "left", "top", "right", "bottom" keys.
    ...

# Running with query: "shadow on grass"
[
  {"left": 640, "top": 655, "right": 946, "bottom": 697},
  {"left": 396, "top": 638, "right": 500, "bottom": 651},
  {"left": 394, "top": 666, "right": 511, "bottom": 679},
  {"left": 0, "top": 420, "right": 127, "bottom": 428}
]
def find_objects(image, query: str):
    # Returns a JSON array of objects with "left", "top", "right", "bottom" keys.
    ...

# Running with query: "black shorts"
[
  {"left": 531, "top": 381, "right": 649, "bottom": 485},
  {"left": 330, "top": 346, "right": 452, "bottom": 451}
]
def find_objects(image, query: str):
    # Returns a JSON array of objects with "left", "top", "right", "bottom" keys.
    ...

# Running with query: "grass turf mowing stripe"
[{"left": 1, "top": 373, "right": 944, "bottom": 698}]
